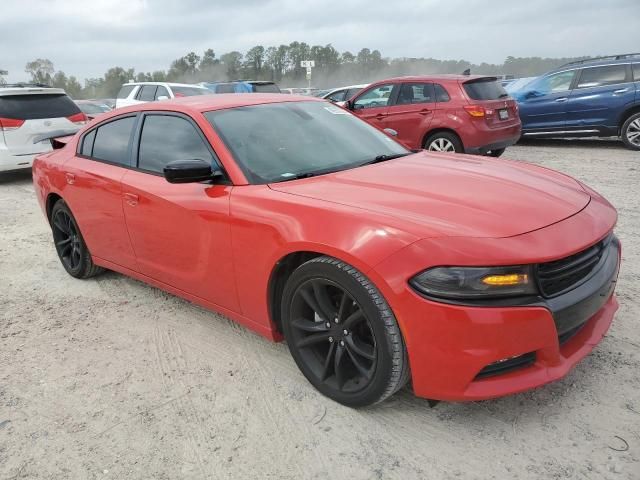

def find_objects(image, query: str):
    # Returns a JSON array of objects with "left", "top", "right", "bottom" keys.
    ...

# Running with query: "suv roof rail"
[
  {"left": 2, "top": 82, "right": 52, "bottom": 88},
  {"left": 559, "top": 53, "right": 640, "bottom": 68}
]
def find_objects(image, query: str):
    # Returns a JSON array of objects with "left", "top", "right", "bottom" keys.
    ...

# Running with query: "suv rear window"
[
  {"left": 117, "top": 85, "right": 135, "bottom": 99},
  {"left": 171, "top": 86, "right": 208, "bottom": 97},
  {"left": 251, "top": 83, "right": 280, "bottom": 93},
  {"left": 462, "top": 78, "right": 508, "bottom": 100},
  {"left": 0, "top": 94, "right": 80, "bottom": 120}
]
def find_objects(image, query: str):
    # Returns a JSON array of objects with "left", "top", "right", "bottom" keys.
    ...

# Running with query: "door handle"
[
  {"left": 375, "top": 114, "right": 386, "bottom": 120},
  {"left": 554, "top": 97, "right": 568, "bottom": 103},
  {"left": 613, "top": 88, "right": 629, "bottom": 95},
  {"left": 123, "top": 192, "right": 139, "bottom": 206},
  {"left": 65, "top": 172, "right": 75, "bottom": 185},
  {"left": 419, "top": 109, "right": 431, "bottom": 115}
]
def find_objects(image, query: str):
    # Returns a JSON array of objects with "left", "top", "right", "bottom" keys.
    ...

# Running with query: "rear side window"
[
  {"left": 434, "top": 84, "right": 450, "bottom": 102},
  {"left": 137, "top": 86, "right": 157, "bottom": 101},
  {"left": 634, "top": 64, "right": 640, "bottom": 81},
  {"left": 252, "top": 83, "right": 280, "bottom": 93},
  {"left": 117, "top": 85, "right": 135, "bottom": 99},
  {"left": 138, "top": 115, "right": 213, "bottom": 174},
  {"left": 91, "top": 116, "right": 136, "bottom": 166},
  {"left": 0, "top": 94, "right": 80, "bottom": 120},
  {"left": 171, "top": 86, "right": 208, "bottom": 97},
  {"left": 463, "top": 78, "right": 508, "bottom": 100},
  {"left": 396, "top": 83, "right": 435, "bottom": 105},
  {"left": 155, "top": 86, "right": 169, "bottom": 100},
  {"left": 576, "top": 65, "right": 628, "bottom": 88},
  {"left": 80, "top": 129, "right": 96, "bottom": 156}
]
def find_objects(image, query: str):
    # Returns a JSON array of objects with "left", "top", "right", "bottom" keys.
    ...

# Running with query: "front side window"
[
  {"left": 326, "top": 89, "right": 346, "bottom": 102},
  {"left": 527, "top": 71, "right": 576, "bottom": 95},
  {"left": 345, "top": 87, "right": 364, "bottom": 99},
  {"left": 576, "top": 65, "right": 628, "bottom": 88},
  {"left": 205, "top": 101, "right": 408, "bottom": 184},
  {"left": 396, "top": 83, "right": 435, "bottom": 105},
  {"left": 353, "top": 84, "right": 395, "bottom": 109},
  {"left": 137, "top": 86, "right": 157, "bottom": 101},
  {"left": 90, "top": 116, "right": 136, "bottom": 166},
  {"left": 138, "top": 115, "right": 213, "bottom": 174}
]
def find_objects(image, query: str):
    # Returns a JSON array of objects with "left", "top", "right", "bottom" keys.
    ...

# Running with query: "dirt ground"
[{"left": 1, "top": 138, "right": 639, "bottom": 480}]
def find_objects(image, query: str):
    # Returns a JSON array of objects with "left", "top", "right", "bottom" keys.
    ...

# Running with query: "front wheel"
[
  {"left": 621, "top": 113, "right": 640, "bottom": 150},
  {"left": 50, "top": 200, "right": 104, "bottom": 279},
  {"left": 281, "top": 256, "right": 409, "bottom": 407},
  {"left": 424, "top": 132, "right": 464, "bottom": 153}
]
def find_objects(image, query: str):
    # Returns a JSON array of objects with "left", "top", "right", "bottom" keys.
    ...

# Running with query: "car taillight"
[
  {"left": 463, "top": 105, "right": 486, "bottom": 117},
  {"left": 67, "top": 112, "right": 88, "bottom": 125},
  {"left": 0, "top": 117, "right": 25, "bottom": 131}
]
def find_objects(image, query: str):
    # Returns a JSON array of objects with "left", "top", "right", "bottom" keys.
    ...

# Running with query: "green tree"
[
  {"left": 244, "top": 45, "right": 265, "bottom": 79},
  {"left": 220, "top": 51, "right": 243, "bottom": 79},
  {"left": 25, "top": 58, "right": 54, "bottom": 84}
]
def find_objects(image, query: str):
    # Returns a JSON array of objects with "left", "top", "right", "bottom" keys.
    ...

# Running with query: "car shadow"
[
  {"left": 517, "top": 137, "right": 626, "bottom": 150},
  {"left": 0, "top": 169, "right": 33, "bottom": 185}
]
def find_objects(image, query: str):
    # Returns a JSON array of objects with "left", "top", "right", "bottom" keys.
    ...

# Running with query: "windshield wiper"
[{"left": 359, "top": 152, "right": 411, "bottom": 167}]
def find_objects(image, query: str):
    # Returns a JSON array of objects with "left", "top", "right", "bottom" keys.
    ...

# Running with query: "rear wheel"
[
  {"left": 487, "top": 148, "right": 506, "bottom": 157},
  {"left": 281, "top": 256, "right": 409, "bottom": 407},
  {"left": 424, "top": 132, "right": 464, "bottom": 153},
  {"left": 621, "top": 113, "right": 640, "bottom": 150},
  {"left": 50, "top": 200, "right": 103, "bottom": 279}
]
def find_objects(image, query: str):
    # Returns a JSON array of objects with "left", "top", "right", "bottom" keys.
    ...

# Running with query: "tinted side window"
[
  {"left": 326, "top": 89, "right": 346, "bottom": 102},
  {"left": 434, "top": 84, "right": 450, "bottom": 102},
  {"left": 81, "top": 129, "right": 96, "bottom": 157},
  {"left": 92, "top": 116, "right": 135, "bottom": 166},
  {"left": 353, "top": 84, "right": 395, "bottom": 109},
  {"left": 138, "top": 115, "right": 213, "bottom": 174},
  {"left": 155, "top": 86, "right": 169, "bottom": 100},
  {"left": 137, "top": 86, "right": 157, "bottom": 101},
  {"left": 634, "top": 64, "right": 640, "bottom": 81},
  {"left": 396, "top": 83, "right": 434, "bottom": 105},
  {"left": 577, "top": 65, "right": 628, "bottom": 88},
  {"left": 345, "top": 87, "right": 363, "bottom": 99},
  {"left": 117, "top": 85, "right": 135, "bottom": 99}
]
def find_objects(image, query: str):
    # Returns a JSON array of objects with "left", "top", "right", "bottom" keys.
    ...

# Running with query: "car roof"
[
  {"left": 369, "top": 74, "right": 494, "bottom": 84},
  {"left": 547, "top": 57, "right": 640, "bottom": 74},
  {"left": 109, "top": 93, "right": 321, "bottom": 116},
  {"left": 123, "top": 82, "right": 208, "bottom": 88},
  {"left": 0, "top": 86, "right": 67, "bottom": 97},
  {"left": 329, "top": 84, "right": 369, "bottom": 91}
]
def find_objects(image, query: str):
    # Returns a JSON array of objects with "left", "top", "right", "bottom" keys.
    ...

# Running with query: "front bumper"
[{"left": 371, "top": 194, "right": 619, "bottom": 401}]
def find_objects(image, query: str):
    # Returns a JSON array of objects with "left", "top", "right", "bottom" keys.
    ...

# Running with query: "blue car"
[{"left": 510, "top": 53, "right": 640, "bottom": 150}]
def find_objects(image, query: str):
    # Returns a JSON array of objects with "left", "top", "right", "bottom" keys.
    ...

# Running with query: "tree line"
[{"left": 15, "top": 42, "right": 589, "bottom": 99}]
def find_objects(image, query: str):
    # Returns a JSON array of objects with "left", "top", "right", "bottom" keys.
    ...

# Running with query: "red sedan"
[
  {"left": 344, "top": 75, "right": 521, "bottom": 156},
  {"left": 33, "top": 94, "right": 620, "bottom": 407}
]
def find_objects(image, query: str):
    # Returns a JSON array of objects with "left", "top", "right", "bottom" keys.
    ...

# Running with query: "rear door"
[
  {"left": 384, "top": 82, "right": 435, "bottom": 149},
  {"left": 0, "top": 92, "right": 85, "bottom": 157},
  {"left": 566, "top": 64, "right": 634, "bottom": 132},
  {"left": 62, "top": 114, "right": 138, "bottom": 269},
  {"left": 120, "top": 112, "right": 239, "bottom": 311},
  {"left": 516, "top": 70, "right": 576, "bottom": 131},
  {"left": 351, "top": 83, "right": 398, "bottom": 131}
]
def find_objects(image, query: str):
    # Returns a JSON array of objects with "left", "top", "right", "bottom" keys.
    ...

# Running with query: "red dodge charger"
[{"left": 32, "top": 94, "right": 620, "bottom": 407}]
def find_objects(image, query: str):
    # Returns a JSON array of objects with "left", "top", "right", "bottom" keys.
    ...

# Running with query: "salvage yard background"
[{"left": 1, "top": 140, "right": 639, "bottom": 479}]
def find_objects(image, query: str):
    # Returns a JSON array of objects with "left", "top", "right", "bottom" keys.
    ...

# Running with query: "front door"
[
  {"left": 351, "top": 83, "right": 398, "bottom": 132},
  {"left": 120, "top": 112, "right": 240, "bottom": 312},
  {"left": 518, "top": 70, "right": 576, "bottom": 132}
]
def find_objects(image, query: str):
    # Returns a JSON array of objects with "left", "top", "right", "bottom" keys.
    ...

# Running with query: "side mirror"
[
  {"left": 383, "top": 128, "right": 398, "bottom": 137},
  {"left": 157, "top": 95, "right": 169, "bottom": 101},
  {"left": 524, "top": 90, "right": 542, "bottom": 99},
  {"left": 163, "top": 159, "right": 221, "bottom": 184}
]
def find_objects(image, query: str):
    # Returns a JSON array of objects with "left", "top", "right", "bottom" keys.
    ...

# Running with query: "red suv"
[{"left": 344, "top": 75, "right": 521, "bottom": 156}]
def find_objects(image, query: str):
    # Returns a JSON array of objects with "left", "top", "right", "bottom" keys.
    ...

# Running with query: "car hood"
[{"left": 269, "top": 152, "right": 591, "bottom": 239}]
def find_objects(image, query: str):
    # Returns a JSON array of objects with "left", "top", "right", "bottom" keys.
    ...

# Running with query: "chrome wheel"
[
  {"left": 428, "top": 137, "right": 455, "bottom": 152},
  {"left": 626, "top": 118, "right": 640, "bottom": 147}
]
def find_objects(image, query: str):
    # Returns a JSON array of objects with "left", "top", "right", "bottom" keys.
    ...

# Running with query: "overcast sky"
[{"left": 2, "top": 0, "right": 638, "bottom": 82}]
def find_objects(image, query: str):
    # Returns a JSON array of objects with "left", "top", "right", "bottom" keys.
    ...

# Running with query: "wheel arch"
[
  {"left": 45, "top": 192, "right": 64, "bottom": 224},
  {"left": 618, "top": 104, "right": 640, "bottom": 134},
  {"left": 422, "top": 127, "right": 463, "bottom": 149}
]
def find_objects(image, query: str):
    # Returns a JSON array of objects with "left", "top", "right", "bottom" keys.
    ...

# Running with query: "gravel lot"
[{"left": 1, "top": 139, "right": 639, "bottom": 480}]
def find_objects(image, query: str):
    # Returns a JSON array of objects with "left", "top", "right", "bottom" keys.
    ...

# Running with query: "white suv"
[
  {"left": 0, "top": 85, "right": 88, "bottom": 172},
  {"left": 115, "top": 82, "right": 210, "bottom": 108}
]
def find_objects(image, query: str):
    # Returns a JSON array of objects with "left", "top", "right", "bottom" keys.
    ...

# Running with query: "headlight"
[{"left": 410, "top": 265, "right": 537, "bottom": 299}]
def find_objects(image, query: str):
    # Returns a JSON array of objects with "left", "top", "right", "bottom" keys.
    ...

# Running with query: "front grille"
[
  {"left": 536, "top": 235, "right": 611, "bottom": 297},
  {"left": 475, "top": 352, "right": 536, "bottom": 379}
]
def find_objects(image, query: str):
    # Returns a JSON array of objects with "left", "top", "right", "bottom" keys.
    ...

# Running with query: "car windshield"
[{"left": 205, "top": 101, "right": 409, "bottom": 184}]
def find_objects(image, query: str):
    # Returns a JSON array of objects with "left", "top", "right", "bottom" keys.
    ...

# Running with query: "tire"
[
  {"left": 424, "top": 132, "right": 464, "bottom": 153},
  {"left": 281, "top": 256, "right": 409, "bottom": 407},
  {"left": 50, "top": 200, "right": 104, "bottom": 279},
  {"left": 621, "top": 112, "right": 640, "bottom": 151},
  {"left": 487, "top": 148, "right": 506, "bottom": 157}
]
